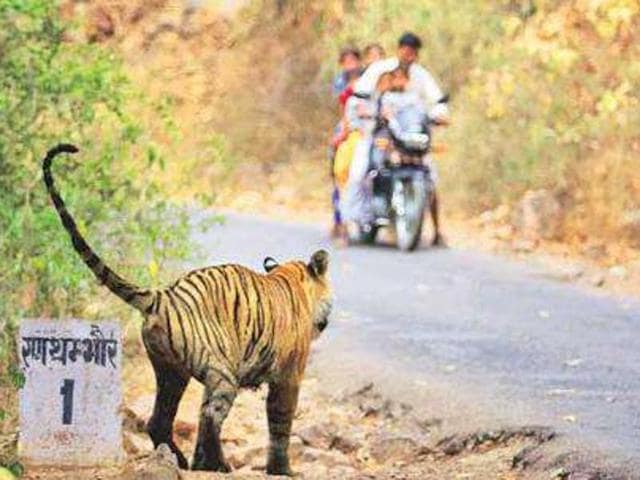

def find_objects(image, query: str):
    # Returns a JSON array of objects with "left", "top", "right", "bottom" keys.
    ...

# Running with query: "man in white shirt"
[
  {"left": 342, "top": 32, "right": 449, "bottom": 246},
  {"left": 354, "top": 33, "right": 449, "bottom": 120}
]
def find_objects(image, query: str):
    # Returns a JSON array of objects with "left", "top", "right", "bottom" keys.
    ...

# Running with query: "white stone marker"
[{"left": 19, "top": 319, "right": 123, "bottom": 466}]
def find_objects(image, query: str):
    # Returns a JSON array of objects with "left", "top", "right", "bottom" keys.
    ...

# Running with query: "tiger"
[{"left": 42, "top": 144, "right": 332, "bottom": 476}]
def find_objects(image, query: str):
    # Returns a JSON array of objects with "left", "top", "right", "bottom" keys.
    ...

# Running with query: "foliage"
[
  {"left": 320, "top": 0, "right": 640, "bottom": 240},
  {"left": 0, "top": 0, "right": 202, "bottom": 452}
]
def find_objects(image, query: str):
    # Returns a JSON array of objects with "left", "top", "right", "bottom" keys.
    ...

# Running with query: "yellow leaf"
[
  {"left": 148, "top": 259, "right": 159, "bottom": 281},
  {"left": 501, "top": 16, "right": 522, "bottom": 37}
]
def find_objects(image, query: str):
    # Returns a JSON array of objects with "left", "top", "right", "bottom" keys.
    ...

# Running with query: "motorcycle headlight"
[{"left": 403, "top": 133, "right": 430, "bottom": 151}]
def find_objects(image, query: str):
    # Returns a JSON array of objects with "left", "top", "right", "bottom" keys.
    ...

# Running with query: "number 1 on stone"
[{"left": 60, "top": 379, "right": 74, "bottom": 425}]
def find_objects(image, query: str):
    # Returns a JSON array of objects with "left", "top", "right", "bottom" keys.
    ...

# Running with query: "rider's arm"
[
  {"left": 353, "top": 58, "right": 399, "bottom": 97},
  {"left": 411, "top": 64, "right": 449, "bottom": 121}
]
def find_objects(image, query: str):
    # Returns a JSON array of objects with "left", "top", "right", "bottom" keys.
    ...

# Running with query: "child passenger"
[
  {"left": 380, "top": 67, "right": 428, "bottom": 144},
  {"left": 332, "top": 47, "right": 362, "bottom": 98},
  {"left": 330, "top": 47, "right": 362, "bottom": 241},
  {"left": 362, "top": 43, "right": 385, "bottom": 70}
]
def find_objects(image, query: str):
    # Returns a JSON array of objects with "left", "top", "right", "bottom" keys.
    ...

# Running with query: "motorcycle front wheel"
[{"left": 393, "top": 179, "right": 427, "bottom": 252}]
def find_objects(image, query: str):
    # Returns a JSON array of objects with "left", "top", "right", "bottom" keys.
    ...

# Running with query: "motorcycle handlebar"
[{"left": 430, "top": 117, "right": 450, "bottom": 127}]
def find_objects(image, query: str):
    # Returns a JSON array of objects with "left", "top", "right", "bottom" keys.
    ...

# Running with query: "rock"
[
  {"left": 124, "top": 444, "right": 182, "bottom": 480},
  {"left": 331, "top": 434, "right": 361, "bottom": 454},
  {"left": 493, "top": 204, "right": 511, "bottom": 223},
  {"left": 380, "top": 399, "right": 412, "bottom": 419},
  {"left": 512, "top": 445, "right": 543, "bottom": 470},
  {"left": 87, "top": 6, "right": 115, "bottom": 43},
  {"left": 227, "top": 445, "right": 265, "bottom": 469},
  {"left": 123, "top": 431, "right": 154, "bottom": 456},
  {"left": 589, "top": 273, "right": 605, "bottom": 287},
  {"left": 438, "top": 435, "right": 467, "bottom": 455},
  {"left": 122, "top": 407, "right": 146, "bottom": 434},
  {"left": 0, "top": 433, "right": 18, "bottom": 467},
  {"left": 568, "top": 472, "right": 607, "bottom": 480},
  {"left": 494, "top": 224, "right": 515, "bottom": 241},
  {"left": 128, "top": 395, "right": 155, "bottom": 424},
  {"left": 437, "top": 426, "right": 555, "bottom": 456},
  {"left": 582, "top": 242, "right": 607, "bottom": 260},
  {"left": 512, "top": 189, "right": 562, "bottom": 240},
  {"left": 477, "top": 209, "right": 495, "bottom": 226},
  {"left": 318, "top": 465, "right": 359, "bottom": 478},
  {"left": 620, "top": 210, "right": 640, "bottom": 247},
  {"left": 414, "top": 417, "right": 443, "bottom": 432},
  {"left": 367, "top": 435, "right": 422, "bottom": 464},
  {"left": 289, "top": 435, "right": 305, "bottom": 460},
  {"left": 300, "top": 447, "right": 352, "bottom": 467},
  {"left": 357, "top": 395, "right": 387, "bottom": 418},
  {"left": 550, "top": 264, "right": 585, "bottom": 282},
  {"left": 296, "top": 422, "right": 338, "bottom": 450},
  {"left": 512, "top": 239, "right": 537, "bottom": 253},
  {"left": 477, "top": 205, "right": 510, "bottom": 227},
  {"left": 295, "top": 422, "right": 362, "bottom": 456},
  {"left": 608, "top": 265, "right": 627, "bottom": 279},
  {"left": 337, "top": 382, "right": 374, "bottom": 402}
]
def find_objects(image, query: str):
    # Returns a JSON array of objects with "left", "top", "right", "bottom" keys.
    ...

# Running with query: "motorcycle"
[{"left": 349, "top": 113, "right": 441, "bottom": 251}]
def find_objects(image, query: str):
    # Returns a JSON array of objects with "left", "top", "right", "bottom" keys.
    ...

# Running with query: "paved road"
[{"left": 192, "top": 213, "right": 640, "bottom": 467}]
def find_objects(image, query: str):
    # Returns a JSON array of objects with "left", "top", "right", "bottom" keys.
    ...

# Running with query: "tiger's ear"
[
  {"left": 308, "top": 249, "right": 329, "bottom": 277},
  {"left": 263, "top": 256, "right": 279, "bottom": 272}
]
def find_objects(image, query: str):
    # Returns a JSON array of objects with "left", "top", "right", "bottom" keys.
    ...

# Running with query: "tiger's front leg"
[
  {"left": 191, "top": 370, "right": 237, "bottom": 472},
  {"left": 266, "top": 377, "right": 300, "bottom": 477}
]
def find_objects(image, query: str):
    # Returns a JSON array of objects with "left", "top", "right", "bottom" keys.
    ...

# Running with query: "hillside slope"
[
  {"left": 65, "top": 0, "right": 334, "bottom": 216},
  {"left": 70, "top": 0, "right": 639, "bottom": 256}
]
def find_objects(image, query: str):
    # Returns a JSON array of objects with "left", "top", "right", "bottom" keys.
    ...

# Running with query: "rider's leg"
[
  {"left": 426, "top": 157, "right": 445, "bottom": 246},
  {"left": 429, "top": 189, "right": 444, "bottom": 246},
  {"left": 330, "top": 185, "right": 342, "bottom": 238},
  {"left": 342, "top": 135, "right": 373, "bottom": 225}
]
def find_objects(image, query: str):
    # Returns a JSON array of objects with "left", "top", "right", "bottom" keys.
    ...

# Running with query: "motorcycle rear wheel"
[{"left": 347, "top": 223, "right": 378, "bottom": 245}]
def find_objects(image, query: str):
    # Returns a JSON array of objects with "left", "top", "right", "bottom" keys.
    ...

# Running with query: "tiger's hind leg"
[
  {"left": 266, "top": 377, "right": 300, "bottom": 477},
  {"left": 191, "top": 369, "right": 237, "bottom": 472},
  {"left": 147, "top": 359, "right": 190, "bottom": 469}
]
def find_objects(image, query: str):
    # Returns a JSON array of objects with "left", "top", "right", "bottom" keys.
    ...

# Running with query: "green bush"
[{"left": 0, "top": 0, "right": 199, "bottom": 450}]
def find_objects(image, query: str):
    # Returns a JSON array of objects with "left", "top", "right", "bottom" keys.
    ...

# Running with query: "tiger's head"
[{"left": 264, "top": 249, "right": 332, "bottom": 339}]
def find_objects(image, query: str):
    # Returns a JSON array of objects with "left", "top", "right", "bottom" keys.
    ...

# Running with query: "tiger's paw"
[
  {"left": 266, "top": 451, "right": 294, "bottom": 477},
  {"left": 215, "top": 461, "right": 232, "bottom": 473},
  {"left": 266, "top": 464, "right": 295, "bottom": 477},
  {"left": 191, "top": 451, "right": 231, "bottom": 472},
  {"left": 191, "top": 460, "right": 231, "bottom": 473}
]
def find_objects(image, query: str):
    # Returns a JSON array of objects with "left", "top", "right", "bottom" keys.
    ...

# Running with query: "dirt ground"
[{"left": 21, "top": 334, "right": 559, "bottom": 480}]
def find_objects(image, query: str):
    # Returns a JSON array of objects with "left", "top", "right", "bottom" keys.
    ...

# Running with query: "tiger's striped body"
[
  {"left": 43, "top": 144, "right": 332, "bottom": 475},
  {"left": 145, "top": 263, "right": 318, "bottom": 388}
]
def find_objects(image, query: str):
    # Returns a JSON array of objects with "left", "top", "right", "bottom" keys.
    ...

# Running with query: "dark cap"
[{"left": 398, "top": 32, "right": 422, "bottom": 50}]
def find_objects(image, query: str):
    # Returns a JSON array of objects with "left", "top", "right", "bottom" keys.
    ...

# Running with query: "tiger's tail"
[{"left": 42, "top": 144, "right": 155, "bottom": 313}]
